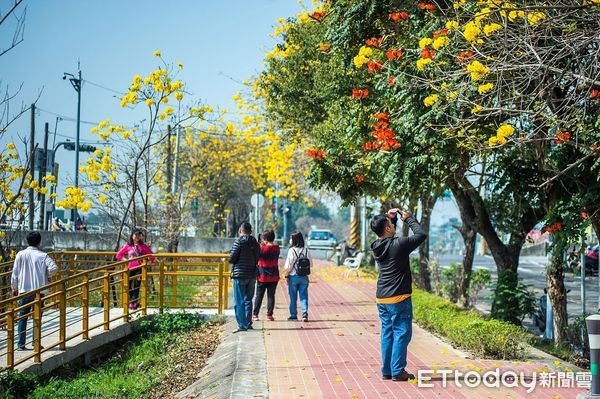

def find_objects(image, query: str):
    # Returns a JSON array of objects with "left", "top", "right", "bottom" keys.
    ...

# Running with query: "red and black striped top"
[{"left": 257, "top": 244, "right": 280, "bottom": 283}]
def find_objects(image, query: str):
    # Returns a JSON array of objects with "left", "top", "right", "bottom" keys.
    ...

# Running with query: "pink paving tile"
[{"left": 262, "top": 261, "right": 587, "bottom": 399}]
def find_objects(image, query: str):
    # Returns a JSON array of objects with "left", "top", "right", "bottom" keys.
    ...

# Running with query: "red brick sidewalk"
[{"left": 256, "top": 261, "right": 587, "bottom": 399}]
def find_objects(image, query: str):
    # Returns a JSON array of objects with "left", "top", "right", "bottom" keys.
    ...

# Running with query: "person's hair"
[
  {"left": 26, "top": 231, "right": 42, "bottom": 247},
  {"left": 128, "top": 228, "right": 144, "bottom": 245},
  {"left": 263, "top": 229, "right": 275, "bottom": 243},
  {"left": 370, "top": 215, "right": 389, "bottom": 237},
  {"left": 290, "top": 231, "right": 305, "bottom": 248},
  {"left": 240, "top": 222, "right": 252, "bottom": 234}
]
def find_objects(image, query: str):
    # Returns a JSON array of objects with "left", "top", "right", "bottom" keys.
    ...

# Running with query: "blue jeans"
[
  {"left": 288, "top": 275, "right": 309, "bottom": 318},
  {"left": 17, "top": 294, "right": 43, "bottom": 348},
  {"left": 233, "top": 278, "right": 255, "bottom": 329},
  {"left": 377, "top": 297, "right": 413, "bottom": 376}
]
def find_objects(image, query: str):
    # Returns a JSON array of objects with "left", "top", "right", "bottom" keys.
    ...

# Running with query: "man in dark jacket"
[
  {"left": 370, "top": 208, "right": 427, "bottom": 381},
  {"left": 229, "top": 222, "right": 260, "bottom": 332}
]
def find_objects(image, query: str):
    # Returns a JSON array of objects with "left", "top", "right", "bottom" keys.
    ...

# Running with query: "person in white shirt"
[
  {"left": 11, "top": 231, "right": 58, "bottom": 350},
  {"left": 284, "top": 231, "right": 311, "bottom": 322}
]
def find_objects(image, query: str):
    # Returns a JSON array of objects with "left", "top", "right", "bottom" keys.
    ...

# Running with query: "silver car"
[{"left": 307, "top": 229, "right": 337, "bottom": 250}]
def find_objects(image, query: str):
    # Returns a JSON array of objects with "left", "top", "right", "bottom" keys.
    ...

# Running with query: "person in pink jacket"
[{"left": 115, "top": 228, "right": 154, "bottom": 309}]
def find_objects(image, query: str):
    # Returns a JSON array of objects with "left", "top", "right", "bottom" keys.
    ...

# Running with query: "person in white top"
[
  {"left": 11, "top": 231, "right": 58, "bottom": 350},
  {"left": 284, "top": 231, "right": 311, "bottom": 322}
]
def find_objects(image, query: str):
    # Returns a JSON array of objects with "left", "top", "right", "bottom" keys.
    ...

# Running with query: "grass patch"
[
  {"left": 0, "top": 313, "right": 223, "bottom": 399},
  {"left": 412, "top": 288, "right": 531, "bottom": 359}
]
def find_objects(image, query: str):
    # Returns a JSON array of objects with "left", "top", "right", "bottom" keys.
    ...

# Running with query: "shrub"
[
  {"left": 490, "top": 269, "right": 536, "bottom": 324},
  {"left": 0, "top": 370, "right": 39, "bottom": 399},
  {"left": 412, "top": 288, "right": 530, "bottom": 359}
]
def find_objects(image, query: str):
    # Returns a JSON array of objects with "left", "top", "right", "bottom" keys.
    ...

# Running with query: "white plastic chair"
[{"left": 343, "top": 252, "right": 364, "bottom": 279}]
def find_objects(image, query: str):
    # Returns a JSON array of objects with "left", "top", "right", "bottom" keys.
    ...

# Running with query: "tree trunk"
[
  {"left": 402, "top": 197, "right": 418, "bottom": 237},
  {"left": 417, "top": 193, "right": 437, "bottom": 292},
  {"left": 458, "top": 226, "right": 476, "bottom": 308},
  {"left": 547, "top": 253, "right": 569, "bottom": 345}
]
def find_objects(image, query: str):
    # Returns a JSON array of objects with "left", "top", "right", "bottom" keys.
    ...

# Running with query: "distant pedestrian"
[
  {"left": 51, "top": 217, "right": 65, "bottom": 232},
  {"left": 229, "top": 222, "right": 260, "bottom": 333},
  {"left": 284, "top": 231, "right": 311, "bottom": 322},
  {"left": 253, "top": 230, "right": 280, "bottom": 321},
  {"left": 115, "top": 228, "right": 154, "bottom": 310},
  {"left": 370, "top": 208, "right": 426, "bottom": 381},
  {"left": 11, "top": 231, "right": 58, "bottom": 350}
]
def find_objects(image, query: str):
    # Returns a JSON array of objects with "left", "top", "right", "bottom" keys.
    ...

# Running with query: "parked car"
[
  {"left": 585, "top": 245, "right": 599, "bottom": 276},
  {"left": 307, "top": 229, "right": 338, "bottom": 250}
]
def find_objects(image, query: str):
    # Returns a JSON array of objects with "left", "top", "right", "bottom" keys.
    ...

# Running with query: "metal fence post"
[
  {"left": 159, "top": 261, "right": 164, "bottom": 314},
  {"left": 59, "top": 281, "right": 66, "bottom": 350},
  {"left": 82, "top": 275, "right": 89, "bottom": 339},
  {"left": 7, "top": 300, "right": 14, "bottom": 368},
  {"left": 122, "top": 265, "right": 129, "bottom": 322},
  {"left": 141, "top": 260, "right": 148, "bottom": 316},
  {"left": 103, "top": 270, "right": 110, "bottom": 330},
  {"left": 33, "top": 292, "right": 42, "bottom": 362}
]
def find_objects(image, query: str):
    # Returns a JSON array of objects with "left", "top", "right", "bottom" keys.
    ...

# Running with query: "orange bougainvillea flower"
[
  {"left": 554, "top": 131, "right": 571, "bottom": 144},
  {"left": 433, "top": 29, "right": 449, "bottom": 38},
  {"left": 363, "top": 141, "right": 373, "bottom": 150},
  {"left": 319, "top": 43, "right": 332, "bottom": 52},
  {"left": 365, "top": 37, "right": 383, "bottom": 48},
  {"left": 369, "top": 112, "right": 400, "bottom": 151},
  {"left": 357, "top": 175, "right": 365, "bottom": 183},
  {"left": 388, "top": 76, "right": 396, "bottom": 87},
  {"left": 367, "top": 60, "right": 382, "bottom": 73},
  {"left": 352, "top": 88, "right": 369, "bottom": 99},
  {"left": 457, "top": 50, "right": 475, "bottom": 63},
  {"left": 420, "top": 2, "right": 435, "bottom": 11},
  {"left": 312, "top": 10, "right": 326, "bottom": 20},
  {"left": 386, "top": 49, "right": 404, "bottom": 61},
  {"left": 390, "top": 11, "right": 409, "bottom": 21},
  {"left": 373, "top": 112, "right": 389, "bottom": 121},
  {"left": 420, "top": 48, "right": 436, "bottom": 59},
  {"left": 306, "top": 148, "right": 325, "bottom": 160}
]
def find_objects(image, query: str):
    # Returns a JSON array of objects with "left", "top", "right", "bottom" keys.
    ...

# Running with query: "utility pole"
[
  {"left": 29, "top": 104, "right": 35, "bottom": 230},
  {"left": 171, "top": 126, "right": 180, "bottom": 193},
  {"left": 38, "top": 122, "right": 49, "bottom": 230},
  {"left": 63, "top": 67, "right": 82, "bottom": 227}
]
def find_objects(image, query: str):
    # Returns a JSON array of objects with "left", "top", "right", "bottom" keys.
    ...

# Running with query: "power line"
[
  {"left": 82, "top": 79, "right": 125, "bottom": 96},
  {"left": 37, "top": 107, "right": 99, "bottom": 126}
]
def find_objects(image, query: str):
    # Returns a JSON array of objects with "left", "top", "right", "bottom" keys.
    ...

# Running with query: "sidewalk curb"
[{"left": 175, "top": 319, "right": 268, "bottom": 399}]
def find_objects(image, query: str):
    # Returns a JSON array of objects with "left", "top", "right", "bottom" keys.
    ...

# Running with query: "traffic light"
[{"left": 63, "top": 142, "right": 75, "bottom": 151}]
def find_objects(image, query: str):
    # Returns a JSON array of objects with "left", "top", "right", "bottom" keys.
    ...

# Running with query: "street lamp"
[{"left": 63, "top": 68, "right": 82, "bottom": 226}]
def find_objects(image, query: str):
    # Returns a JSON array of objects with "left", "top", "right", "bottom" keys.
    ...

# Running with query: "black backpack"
[{"left": 293, "top": 248, "right": 311, "bottom": 276}]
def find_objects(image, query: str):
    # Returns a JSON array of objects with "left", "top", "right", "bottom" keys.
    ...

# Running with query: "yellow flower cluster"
[
  {"left": 463, "top": 21, "right": 482, "bottom": 42},
  {"left": 353, "top": 46, "right": 374, "bottom": 68},
  {"left": 488, "top": 124, "right": 515, "bottom": 146},
  {"left": 56, "top": 186, "right": 92, "bottom": 211},
  {"left": 467, "top": 60, "right": 490, "bottom": 80},
  {"left": 423, "top": 94, "right": 439, "bottom": 107},
  {"left": 416, "top": 58, "right": 432, "bottom": 71},
  {"left": 478, "top": 82, "right": 494, "bottom": 94},
  {"left": 433, "top": 36, "right": 450, "bottom": 50},
  {"left": 483, "top": 23, "right": 503, "bottom": 36},
  {"left": 526, "top": 12, "right": 546, "bottom": 26},
  {"left": 80, "top": 148, "right": 113, "bottom": 182},
  {"left": 91, "top": 122, "right": 130, "bottom": 141},
  {"left": 419, "top": 38, "right": 433, "bottom": 49}
]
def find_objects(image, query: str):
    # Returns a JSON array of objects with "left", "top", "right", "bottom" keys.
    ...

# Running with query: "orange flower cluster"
[
  {"left": 365, "top": 37, "right": 383, "bottom": 48},
  {"left": 357, "top": 175, "right": 365, "bottom": 183},
  {"left": 433, "top": 29, "right": 449, "bottom": 38},
  {"left": 419, "top": 2, "right": 436, "bottom": 11},
  {"left": 457, "top": 50, "right": 475, "bottom": 63},
  {"left": 386, "top": 49, "right": 404, "bottom": 61},
  {"left": 352, "top": 88, "right": 369, "bottom": 99},
  {"left": 591, "top": 89, "right": 600, "bottom": 100},
  {"left": 319, "top": 43, "right": 332, "bottom": 52},
  {"left": 388, "top": 76, "right": 396, "bottom": 87},
  {"left": 306, "top": 148, "right": 325, "bottom": 160},
  {"left": 390, "top": 11, "right": 409, "bottom": 21},
  {"left": 420, "top": 48, "right": 436, "bottom": 59},
  {"left": 554, "top": 131, "right": 571, "bottom": 144},
  {"left": 545, "top": 222, "right": 563, "bottom": 232},
  {"left": 367, "top": 60, "right": 382, "bottom": 73},
  {"left": 363, "top": 112, "right": 401, "bottom": 151},
  {"left": 312, "top": 10, "right": 326, "bottom": 20}
]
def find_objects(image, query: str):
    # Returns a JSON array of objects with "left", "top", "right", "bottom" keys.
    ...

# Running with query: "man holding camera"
[{"left": 370, "top": 208, "right": 427, "bottom": 381}]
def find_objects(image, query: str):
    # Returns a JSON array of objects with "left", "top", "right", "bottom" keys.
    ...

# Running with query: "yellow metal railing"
[{"left": 0, "top": 252, "right": 230, "bottom": 370}]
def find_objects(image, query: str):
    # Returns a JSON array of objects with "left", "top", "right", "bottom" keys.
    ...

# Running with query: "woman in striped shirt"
[{"left": 253, "top": 230, "right": 280, "bottom": 321}]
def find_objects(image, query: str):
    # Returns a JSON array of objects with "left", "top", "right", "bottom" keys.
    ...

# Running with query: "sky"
[
  {"left": 1, "top": 0, "right": 302, "bottom": 181},
  {"left": 0, "top": 0, "right": 459, "bottom": 226}
]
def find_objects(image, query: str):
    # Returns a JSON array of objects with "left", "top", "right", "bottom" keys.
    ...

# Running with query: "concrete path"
[{"left": 225, "top": 260, "right": 588, "bottom": 398}]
